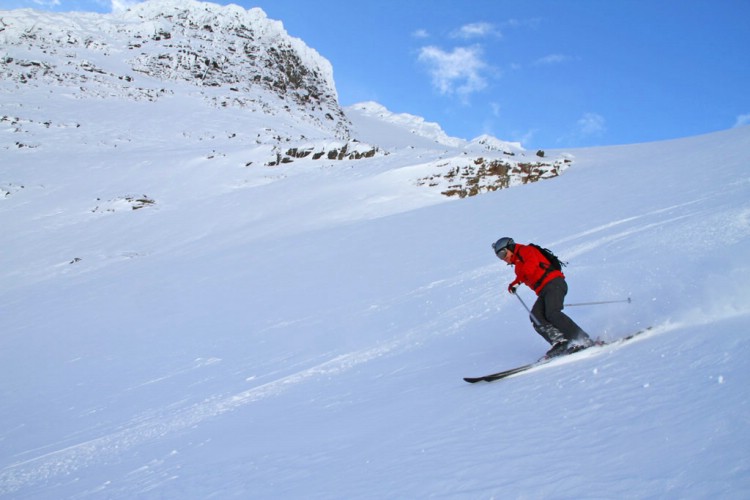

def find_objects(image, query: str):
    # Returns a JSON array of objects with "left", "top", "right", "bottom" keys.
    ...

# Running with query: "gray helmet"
[{"left": 492, "top": 237, "right": 514, "bottom": 256}]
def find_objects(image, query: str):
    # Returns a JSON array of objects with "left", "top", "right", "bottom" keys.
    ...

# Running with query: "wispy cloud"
[
  {"left": 554, "top": 113, "right": 606, "bottom": 146},
  {"left": 415, "top": 20, "right": 507, "bottom": 101},
  {"left": 418, "top": 45, "right": 489, "bottom": 98},
  {"left": 516, "top": 128, "right": 538, "bottom": 146},
  {"left": 533, "top": 54, "right": 572, "bottom": 66},
  {"left": 502, "top": 18, "right": 542, "bottom": 30},
  {"left": 734, "top": 113, "right": 750, "bottom": 128},
  {"left": 577, "top": 112, "right": 606, "bottom": 136},
  {"left": 451, "top": 22, "right": 500, "bottom": 40},
  {"left": 412, "top": 29, "right": 430, "bottom": 39}
]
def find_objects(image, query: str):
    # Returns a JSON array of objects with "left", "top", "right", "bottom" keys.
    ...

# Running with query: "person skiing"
[{"left": 492, "top": 237, "right": 593, "bottom": 358}]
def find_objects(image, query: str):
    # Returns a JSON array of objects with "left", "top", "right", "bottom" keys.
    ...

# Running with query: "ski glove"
[{"left": 508, "top": 282, "right": 519, "bottom": 294}]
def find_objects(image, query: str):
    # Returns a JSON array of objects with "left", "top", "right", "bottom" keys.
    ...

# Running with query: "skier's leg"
[
  {"left": 531, "top": 292, "right": 565, "bottom": 345},
  {"left": 542, "top": 278, "right": 592, "bottom": 345}
]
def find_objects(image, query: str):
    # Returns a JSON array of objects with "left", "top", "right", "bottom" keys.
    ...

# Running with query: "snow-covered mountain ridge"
[
  {"left": 346, "top": 101, "right": 526, "bottom": 155},
  {"left": 1, "top": 0, "right": 567, "bottom": 196},
  {"left": 1, "top": 0, "right": 349, "bottom": 137}
]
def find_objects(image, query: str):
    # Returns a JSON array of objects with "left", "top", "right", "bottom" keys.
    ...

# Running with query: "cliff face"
[{"left": 0, "top": 0, "right": 351, "bottom": 138}]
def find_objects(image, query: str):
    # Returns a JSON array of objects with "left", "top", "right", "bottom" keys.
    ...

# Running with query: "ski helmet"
[{"left": 492, "top": 237, "right": 514, "bottom": 257}]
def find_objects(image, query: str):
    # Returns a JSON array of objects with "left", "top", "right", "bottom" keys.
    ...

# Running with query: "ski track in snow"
[
  {"left": 3, "top": 245, "right": 730, "bottom": 496},
  {"left": 2, "top": 191, "right": 747, "bottom": 494},
  {"left": 0, "top": 270, "right": 495, "bottom": 495},
  {"left": 0, "top": 351, "right": 379, "bottom": 494}
]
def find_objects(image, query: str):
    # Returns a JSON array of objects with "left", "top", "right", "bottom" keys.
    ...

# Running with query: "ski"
[
  {"left": 463, "top": 362, "right": 540, "bottom": 383},
  {"left": 463, "top": 327, "right": 652, "bottom": 384}
]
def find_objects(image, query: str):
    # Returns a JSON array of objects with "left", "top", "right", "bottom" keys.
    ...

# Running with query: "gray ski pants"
[{"left": 530, "top": 277, "right": 589, "bottom": 345}]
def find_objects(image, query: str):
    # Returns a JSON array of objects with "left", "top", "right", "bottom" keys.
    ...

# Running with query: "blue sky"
[{"left": 3, "top": 0, "right": 749, "bottom": 149}]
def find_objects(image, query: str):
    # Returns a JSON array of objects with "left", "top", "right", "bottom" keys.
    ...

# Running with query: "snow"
[
  {"left": 346, "top": 101, "right": 465, "bottom": 149},
  {"left": 2, "top": 2, "right": 750, "bottom": 498}
]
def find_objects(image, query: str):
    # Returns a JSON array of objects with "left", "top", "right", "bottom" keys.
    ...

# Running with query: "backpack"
[{"left": 529, "top": 243, "right": 566, "bottom": 271}]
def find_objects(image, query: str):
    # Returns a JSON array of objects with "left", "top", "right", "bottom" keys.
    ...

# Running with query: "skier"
[{"left": 492, "top": 237, "right": 594, "bottom": 358}]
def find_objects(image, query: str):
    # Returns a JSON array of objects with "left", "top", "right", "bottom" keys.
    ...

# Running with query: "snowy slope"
[{"left": 2, "top": 3, "right": 750, "bottom": 499}]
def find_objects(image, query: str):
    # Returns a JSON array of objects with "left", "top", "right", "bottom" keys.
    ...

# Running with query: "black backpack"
[{"left": 529, "top": 243, "right": 566, "bottom": 271}]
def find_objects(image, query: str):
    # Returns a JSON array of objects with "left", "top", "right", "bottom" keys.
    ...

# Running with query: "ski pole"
[
  {"left": 513, "top": 291, "right": 542, "bottom": 326},
  {"left": 564, "top": 297, "right": 632, "bottom": 307}
]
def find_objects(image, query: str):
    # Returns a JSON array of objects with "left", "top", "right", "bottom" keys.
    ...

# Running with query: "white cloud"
[
  {"left": 734, "top": 113, "right": 750, "bottom": 128},
  {"left": 534, "top": 54, "right": 571, "bottom": 66},
  {"left": 451, "top": 22, "right": 500, "bottom": 39},
  {"left": 501, "top": 18, "right": 542, "bottom": 30},
  {"left": 577, "top": 112, "right": 606, "bottom": 136},
  {"left": 418, "top": 45, "right": 489, "bottom": 98},
  {"left": 412, "top": 29, "right": 430, "bottom": 39},
  {"left": 554, "top": 113, "right": 606, "bottom": 146}
]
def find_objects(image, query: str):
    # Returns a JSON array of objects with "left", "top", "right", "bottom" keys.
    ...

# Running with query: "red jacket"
[{"left": 509, "top": 243, "right": 565, "bottom": 295}]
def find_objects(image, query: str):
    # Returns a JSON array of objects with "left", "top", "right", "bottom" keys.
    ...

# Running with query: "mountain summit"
[{"left": 1, "top": 0, "right": 351, "bottom": 138}]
